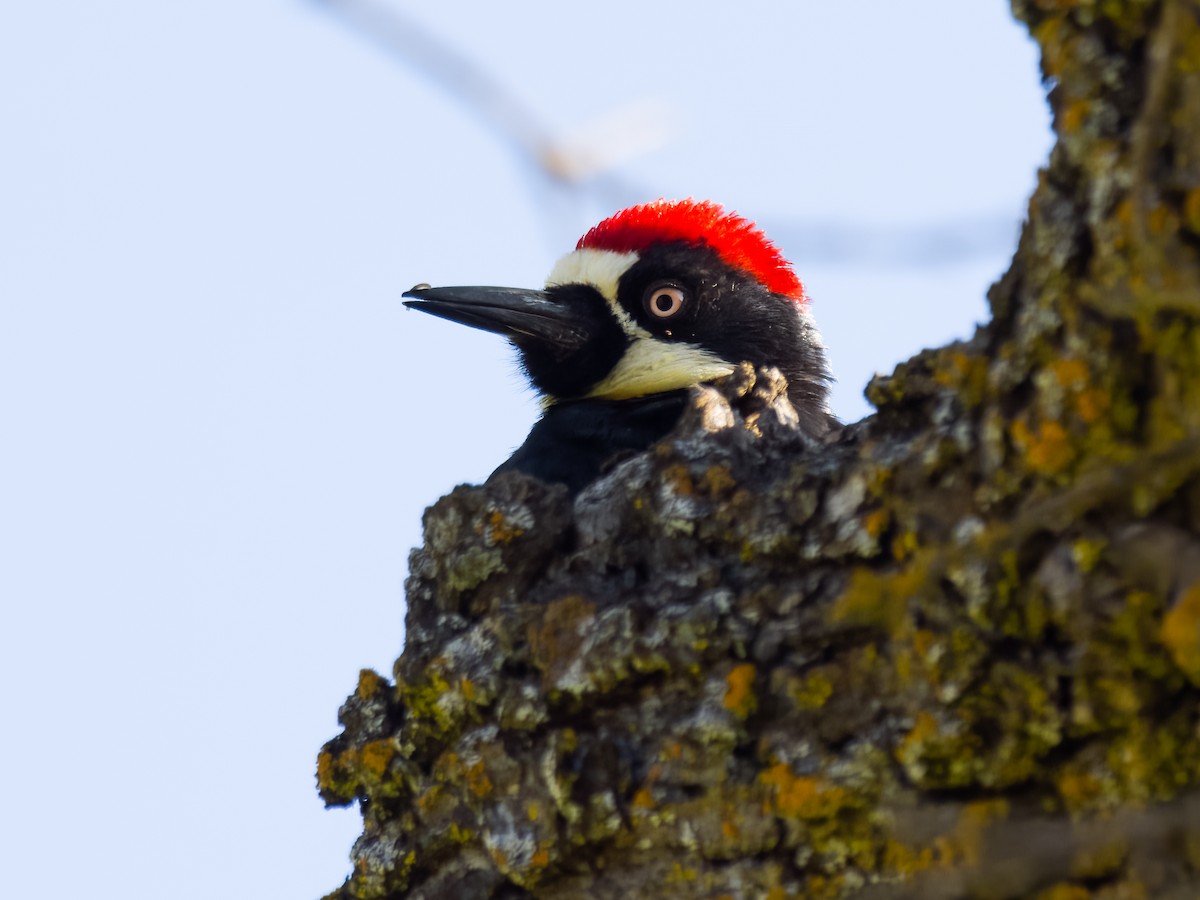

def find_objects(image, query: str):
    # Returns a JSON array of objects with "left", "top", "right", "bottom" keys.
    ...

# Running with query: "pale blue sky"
[{"left": 0, "top": 2, "right": 1050, "bottom": 896}]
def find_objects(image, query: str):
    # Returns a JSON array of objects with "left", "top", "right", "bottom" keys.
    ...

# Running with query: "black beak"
[{"left": 402, "top": 285, "right": 592, "bottom": 352}]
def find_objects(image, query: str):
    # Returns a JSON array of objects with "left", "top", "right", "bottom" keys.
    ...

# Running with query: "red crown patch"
[{"left": 576, "top": 199, "right": 805, "bottom": 301}]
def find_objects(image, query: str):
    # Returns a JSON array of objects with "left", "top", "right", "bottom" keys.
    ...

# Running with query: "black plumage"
[{"left": 489, "top": 392, "right": 687, "bottom": 495}]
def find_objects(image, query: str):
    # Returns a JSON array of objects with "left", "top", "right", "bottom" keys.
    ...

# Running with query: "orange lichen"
[
  {"left": 664, "top": 464, "right": 696, "bottom": 496},
  {"left": 1075, "top": 387, "right": 1110, "bottom": 423},
  {"left": 1052, "top": 358, "right": 1090, "bottom": 389},
  {"left": 803, "top": 872, "right": 847, "bottom": 899},
  {"left": 1035, "top": 885, "right": 1090, "bottom": 900},
  {"left": 882, "top": 838, "right": 939, "bottom": 877},
  {"left": 1185, "top": 186, "right": 1200, "bottom": 232},
  {"left": 864, "top": 508, "right": 889, "bottom": 538},
  {"left": 724, "top": 663, "right": 757, "bottom": 718},
  {"left": 702, "top": 464, "right": 736, "bottom": 494},
  {"left": 356, "top": 668, "right": 383, "bottom": 700},
  {"left": 1012, "top": 418, "right": 1075, "bottom": 475},
  {"left": 632, "top": 787, "right": 656, "bottom": 810},
  {"left": 360, "top": 740, "right": 395, "bottom": 778},
  {"left": 415, "top": 784, "right": 443, "bottom": 812},
  {"left": 1033, "top": 18, "right": 1065, "bottom": 76},
  {"left": 891, "top": 529, "right": 920, "bottom": 562},
  {"left": 466, "top": 759, "right": 493, "bottom": 798},
  {"left": 434, "top": 751, "right": 461, "bottom": 780},
  {"left": 318, "top": 745, "right": 367, "bottom": 794},
  {"left": 528, "top": 595, "right": 596, "bottom": 683},
  {"left": 830, "top": 560, "right": 928, "bottom": 633},
  {"left": 911, "top": 628, "right": 936, "bottom": 660},
  {"left": 1161, "top": 581, "right": 1200, "bottom": 682},
  {"left": 1057, "top": 770, "right": 1105, "bottom": 812},
  {"left": 759, "top": 765, "right": 848, "bottom": 819},
  {"left": 933, "top": 351, "right": 967, "bottom": 387},
  {"left": 487, "top": 509, "right": 524, "bottom": 544},
  {"left": 955, "top": 800, "right": 1010, "bottom": 866},
  {"left": 1148, "top": 204, "right": 1170, "bottom": 236},
  {"left": 928, "top": 350, "right": 988, "bottom": 407},
  {"left": 316, "top": 751, "right": 335, "bottom": 790},
  {"left": 902, "top": 711, "right": 940, "bottom": 752}
]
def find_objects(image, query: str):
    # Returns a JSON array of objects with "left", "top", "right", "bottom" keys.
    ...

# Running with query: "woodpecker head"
[{"left": 404, "top": 199, "right": 833, "bottom": 430}]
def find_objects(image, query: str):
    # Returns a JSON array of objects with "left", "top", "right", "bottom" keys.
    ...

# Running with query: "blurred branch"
[
  {"left": 858, "top": 791, "right": 1200, "bottom": 899},
  {"left": 309, "top": 0, "right": 1025, "bottom": 268},
  {"left": 308, "top": 0, "right": 667, "bottom": 189},
  {"left": 310, "top": 0, "right": 549, "bottom": 166}
]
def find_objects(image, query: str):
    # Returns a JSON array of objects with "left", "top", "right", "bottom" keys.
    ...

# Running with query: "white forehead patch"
[{"left": 545, "top": 248, "right": 638, "bottom": 302}]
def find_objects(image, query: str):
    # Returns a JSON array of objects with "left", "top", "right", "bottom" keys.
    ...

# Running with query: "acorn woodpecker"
[{"left": 403, "top": 199, "right": 834, "bottom": 494}]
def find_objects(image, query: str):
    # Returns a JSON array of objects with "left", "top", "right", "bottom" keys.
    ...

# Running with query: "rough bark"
[{"left": 318, "top": 2, "right": 1200, "bottom": 897}]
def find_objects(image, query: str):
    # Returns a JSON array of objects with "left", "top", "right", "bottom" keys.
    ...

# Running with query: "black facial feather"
[
  {"left": 515, "top": 283, "right": 628, "bottom": 401},
  {"left": 614, "top": 242, "right": 834, "bottom": 426}
]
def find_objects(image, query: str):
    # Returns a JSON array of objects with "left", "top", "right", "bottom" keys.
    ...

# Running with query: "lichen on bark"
[{"left": 318, "top": 2, "right": 1200, "bottom": 897}]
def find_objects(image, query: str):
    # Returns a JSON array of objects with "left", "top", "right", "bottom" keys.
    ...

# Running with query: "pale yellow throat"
[{"left": 585, "top": 336, "right": 735, "bottom": 400}]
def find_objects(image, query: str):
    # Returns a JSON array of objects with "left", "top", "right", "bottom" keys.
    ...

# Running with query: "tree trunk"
[{"left": 318, "top": 2, "right": 1200, "bottom": 897}]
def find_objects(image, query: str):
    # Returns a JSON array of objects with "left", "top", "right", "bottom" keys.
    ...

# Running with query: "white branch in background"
[{"left": 308, "top": 0, "right": 1025, "bottom": 268}]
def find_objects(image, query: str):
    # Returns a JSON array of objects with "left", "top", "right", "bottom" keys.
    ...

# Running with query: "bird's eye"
[{"left": 644, "top": 284, "right": 686, "bottom": 319}]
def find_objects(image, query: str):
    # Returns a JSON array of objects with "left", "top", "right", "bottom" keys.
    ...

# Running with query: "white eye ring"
[{"left": 645, "top": 285, "right": 686, "bottom": 319}]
